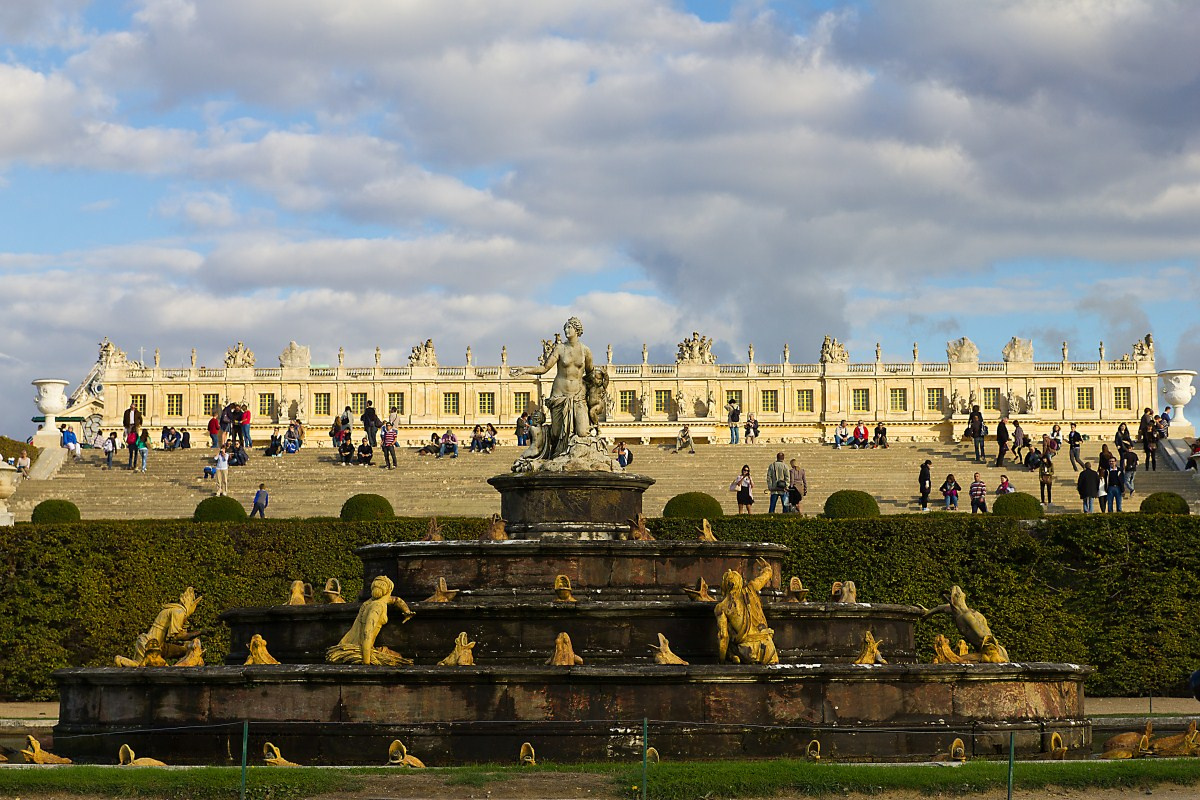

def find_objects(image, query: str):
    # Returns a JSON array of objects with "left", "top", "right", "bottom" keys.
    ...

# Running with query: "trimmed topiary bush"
[
  {"left": 193, "top": 496, "right": 248, "bottom": 522},
  {"left": 30, "top": 499, "right": 80, "bottom": 524},
  {"left": 992, "top": 492, "right": 1044, "bottom": 519},
  {"left": 340, "top": 493, "right": 394, "bottom": 521},
  {"left": 1140, "top": 492, "right": 1190, "bottom": 515},
  {"left": 662, "top": 491, "right": 724, "bottom": 518},
  {"left": 823, "top": 489, "right": 880, "bottom": 518}
]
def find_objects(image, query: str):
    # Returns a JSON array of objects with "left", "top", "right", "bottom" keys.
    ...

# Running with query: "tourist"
[
  {"left": 229, "top": 403, "right": 245, "bottom": 447},
  {"left": 1143, "top": 419, "right": 1159, "bottom": 471},
  {"left": 1038, "top": 455, "right": 1054, "bottom": 506},
  {"left": 361, "top": 401, "right": 381, "bottom": 448},
  {"left": 1098, "top": 443, "right": 1116, "bottom": 471},
  {"left": 213, "top": 445, "right": 230, "bottom": 497},
  {"left": 251, "top": 483, "right": 269, "bottom": 518},
  {"left": 484, "top": 423, "right": 499, "bottom": 452},
  {"left": 469, "top": 425, "right": 487, "bottom": 453},
  {"left": 1114, "top": 423, "right": 1134, "bottom": 454},
  {"left": 417, "top": 432, "right": 441, "bottom": 456},
  {"left": 338, "top": 436, "right": 355, "bottom": 465},
  {"left": 851, "top": 420, "right": 869, "bottom": 449},
  {"left": 15, "top": 450, "right": 31, "bottom": 480},
  {"left": 356, "top": 437, "right": 374, "bottom": 467},
  {"left": 967, "top": 405, "right": 985, "bottom": 461},
  {"left": 968, "top": 473, "right": 988, "bottom": 514},
  {"left": 731, "top": 464, "right": 754, "bottom": 514},
  {"left": 180, "top": 430, "right": 191, "bottom": 449},
  {"left": 339, "top": 406, "right": 354, "bottom": 442},
  {"left": 136, "top": 430, "right": 150, "bottom": 473},
  {"left": 996, "top": 475, "right": 1016, "bottom": 495},
  {"left": 163, "top": 427, "right": 182, "bottom": 451},
  {"left": 1162, "top": 406, "right": 1173, "bottom": 434},
  {"left": 284, "top": 421, "right": 302, "bottom": 453},
  {"left": 207, "top": 413, "right": 220, "bottom": 448},
  {"left": 726, "top": 401, "right": 741, "bottom": 444},
  {"left": 438, "top": 429, "right": 459, "bottom": 459},
  {"left": 1184, "top": 440, "right": 1200, "bottom": 472},
  {"left": 380, "top": 422, "right": 398, "bottom": 469},
  {"left": 515, "top": 412, "right": 531, "bottom": 447},
  {"left": 1064, "top": 423, "right": 1084, "bottom": 470},
  {"left": 1139, "top": 407, "right": 1154, "bottom": 441},
  {"left": 125, "top": 427, "right": 139, "bottom": 469},
  {"left": 939, "top": 474, "right": 961, "bottom": 511},
  {"left": 240, "top": 404, "right": 252, "bottom": 448},
  {"left": 917, "top": 459, "right": 932, "bottom": 511},
  {"left": 122, "top": 400, "right": 143, "bottom": 440},
  {"left": 229, "top": 441, "right": 249, "bottom": 467},
  {"left": 1024, "top": 446, "right": 1043, "bottom": 471},
  {"left": 265, "top": 427, "right": 283, "bottom": 457},
  {"left": 612, "top": 441, "right": 633, "bottom": 469},
  {"left": 60, "top": 425, "right": 82, "bottom": 461},
  {"left": 871, "top": 422, "right": 888, "bottom": 449},
  {"left": 788, "top": 458, "right": 807, "bottom": 513},
  {"left": 1076, "top": 462, "right": 1100, "bottom": 513},
  {"left": 832, "top": 420, "right": 850, "bottom": 449},
  {"left": 766, "top": 452, "right": 789, "bottom": 514},
  {"left": 218, "top": 403, "right": 234, "bottom": 447},
  {"left": 1048, "top": 424, "right": 1064, "bottom": 455},
  {"left": 388, "top": 406, "right": 402, "bottom": 430},
  {"left": 744, "top": 414, "right": 760, "bottom": 444},
  {"left": 675, "top": 424, "right": 695, "bottom": 454},
  {"left": 1011, "top": 422, "right": 1026, "bottom": 463},
  {"left": 1122, "top": 447, "right": 1139, "bottom": 497},
  {"left": 993, "top": 417, "right": 1009, "bottom": 467},
  {"left": 102, "top": 434, "right": 117, "bottom": 470},
  {"left": 1101, "top": 460, "right": 1124, "bottom": 513}
]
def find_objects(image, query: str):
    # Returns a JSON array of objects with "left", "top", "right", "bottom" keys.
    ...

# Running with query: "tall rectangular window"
[
  {"left": 387, "top": 392, "right": 405, "bottom": 414},
  {"left": 761, "top": 390, "right": 778, "bottom": 413},
  {"left": 258, "top": 393, "right": 274, "bottom": 417},
  {"left": 926, "top": 387, "right": 945, "bottom": 412},
  {"left": 982, "top": 387, "right": 1000, "bottom": 411},
  {"left": 654, "top": 389, "right": 671, "bottom": 413},
  {"left": 889, "top": 388, "right": 908, "bottom": 412},
  {"left": 1076, "top": 386, "right": 1095, "bottom": 411},
  {"left": 314, "top": 393, "right": 331, "bottom": 417},
  {"left": 1113, "top": 386, "right": 1132, "bottom": 411},
  {"left": 203, "top": 393, "right": 220, "bottom": 416},
  {"left": 726, "top": 390, "right": 742, "bottom": 408},
  {"left": 796, "top": 389, "right": 814, "bottom": 412},
  {"left": 131, "top": 394, "right": 146, "bottom": 414},
  {"left": 514, "top": 392, "right": 531, "bottom": 414},
  {"left": 478, "top": 392, "right": 495, "bottom": 416},
  {"left": 350, "top": 392, "right": 367, "bottom": 415},
  {"left": 619, "top": 390, "right": 636, "bottom": 414},
  {"left": 166, "top": 394, "right": 183, "bottom": 416},
  {"left": 852, "top": 388, "right": 870, "bottom": 412},
  {"left": 1039, "top": 387, "right": 1056, "bottom": 411},
  {"left": 443, "top": 393, "right": 460, "bottom": 415}
]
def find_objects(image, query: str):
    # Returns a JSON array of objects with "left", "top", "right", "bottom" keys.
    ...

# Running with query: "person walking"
[
  {"left": 1076, "top": 462, "right": 1100, "bottom": 513},
  {"left": 102, "top": 432, "right": 117, "bottom": 470},
  {"left": 940, "top": 474, "right": 961, "bottom": 511},
  {"left": 1122, "top": 447, "right": 1138, "bottom": 497},
  {"left": 125, "top": 426, "right": 139, "bottom": 470},
  {"left": 1102, "top": 461, "right": 1124, "bottom": 513},
  {"left": 1067, "top": 423, "right": 1084, "bottom": 471},
  {"left": 788, "top": 458, "right": 807, "bottom": 513},
  {"left": 967, "top": 405, "right": 985, "bottom": 462},
  {"left": 1143, "top": 421, "right": 1159, "bottom": 471},
  {"left": 1011, "top": 422, "right": 1026, "bottom": 463},
  {"left": 214, "top": 446, "right": 230, "bottom": 497},
  {"left": 726, "top": 402, "right": 741, "bottom": 444},
  {"left": 918, "top": 459, "right": 932, "bottom": 511},
  {"left": 731, "top": 464, "right": 754, "bottom": 514},
  {"left": 122, "top": 400, "right": 143, "bottom": 441},
  {"left": 136, "top": 430, "right": 150, "bottom": 473},
  {"left": 968, "top": 472, "right": 988, "bottom": 514},
  {"left": 361, "top": 401, "right": 381, "bottom": 448},
  {"left": 767, "top": 452, "right": 789, "bottom": 514},
  {"left": 380, "top": 422, "right": 398, "bottom": 470},
  {"left": 251, "top": 483, "right": 269, "bottom": 518},
  {"left": 993, "top": 417, "right": 1010, "bottom": 467},
  {"left": 1038, "top": 452, "right": 1055, "bottom": 507}
]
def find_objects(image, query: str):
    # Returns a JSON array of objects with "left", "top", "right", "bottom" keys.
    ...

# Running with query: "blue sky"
[{"left": 1, "top": 0, "right": 1198, "bottom": 436}]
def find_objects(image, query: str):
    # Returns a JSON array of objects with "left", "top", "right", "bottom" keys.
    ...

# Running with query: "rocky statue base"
[{"left": 488, "top": 471, "right": 655, "bottom": 539}]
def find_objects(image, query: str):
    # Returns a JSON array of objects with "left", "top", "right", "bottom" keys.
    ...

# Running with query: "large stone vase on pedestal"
[
  {"left": 1160, "top": 370, "right": 1197, "bottom": 436},
  {"left": 32, "top": 378, "right": 70, "bottom": 447},
  {"left": 0, "top": 462, "right": 17, "bottom": 526}
]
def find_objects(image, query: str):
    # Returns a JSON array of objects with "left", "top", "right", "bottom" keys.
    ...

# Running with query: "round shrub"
[
  {"left": 193, "top": 496, "right": 248, "bottom": 522},
  {"left": 662, "top": 491, "right": 724, "bottom": 518},
  {"left": 1140, "top": 492, "right": 1190, "bottom": 515},
  {"left": 30, "top": 499, "right": 80, "bottom": 524},
  {"left": 823, "top": 490, "right": 880, "bottom": 518},
  {"left": 992, "top": 492, "right": 1044, "bottom": 519},
  {"left": 340, "top": 493, "right": 394, "bottom": 521}
]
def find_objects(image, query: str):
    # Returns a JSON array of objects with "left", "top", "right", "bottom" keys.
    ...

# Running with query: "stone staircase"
[{"left": 11, "top": 439, "right": 1200, "bottom": 521}]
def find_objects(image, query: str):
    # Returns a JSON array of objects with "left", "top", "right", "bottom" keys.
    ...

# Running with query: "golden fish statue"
[
  {"left": 424, "top": 577, "right": 459, "bottom": 603},
  {"left": 481, "top": 513, "right": 508, "bottom": 541},
  {"left": 682, "top": 577, "right": 715, "bottom": 602},
  {"left": 1101, "top": 733, "right": 1152, "bottom": 759},
  {"left": 286, "top": 580, "right": 312, "bottom": 605},
  {"left": 119, "top": 743, "right": 166, "bottom": 766},
  {"left": 263, "top": 742, "right": 300, "bottom": 766},
  {"left": 1047, "top": 731, "right": 1068, "bottom": 760},
  {"left": 784, "top": 577, "right": 809, "bottom": 603},
  {"left": 805, "top": 740, "right": 821, "bottom": 761},
  {"left": 174, "top": 637, "right": 205, "bottom": 667},
  {"left": 645, "top": 746, "right": 660, "bottom": 763},
  {"left": 649, "top": 633, "right": 688, "bottom": 665},
  {"left": 696, "top": 519, "right": 717, "bottom": 542},
  {"left": 322, "top": 578, "right": 346, "bottom": 604},
  {"left": 21, "top": 735, "right": 71, "bottom": 764},
  {"left": 553, "top": 574, "right": 577, "bottom": 603},
  {"left": 387, "top": 739, "right": 426, "bottom": 767},
  {"left": 1104, "top": 720, "right": 1152, "bottom": 753},
  {"left": 520, "top": 742, "right": 536, "bottom": 766},
  {"left": 937, "top": 738, "right": 967, "bottom": 763},
  {"left": 438, "top": 632, "right": 477, "bottom": 666},
  {"left": 831, "top": 580, "right": 857, "bottom": 603},
  {"left": 245, "top": 634, "right": 281, "bottom": 665},
  {"left": 627, "top": 514, "right": 655, "bottom": 541},
  {"left": 1153, "top": 721, "right": 1199, "bottom": 757},
  {"left": 546, "top": 632, "right": 584, "bottom": 666}
]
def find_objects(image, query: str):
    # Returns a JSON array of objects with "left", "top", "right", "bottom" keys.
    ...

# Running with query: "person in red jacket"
[{"left": 207, "top": 414, "right": 220, "bottom": 448}]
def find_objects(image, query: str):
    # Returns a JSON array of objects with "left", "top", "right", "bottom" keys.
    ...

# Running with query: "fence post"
[
  {"left": 642, "top": 717, "right": 649, "bottom": 800},
  {"left": 240, "top": 720, "right": 249, "bottom": 800},
  {"left": 1006, "top": 731, "right": 1015, "bottom": 800}
]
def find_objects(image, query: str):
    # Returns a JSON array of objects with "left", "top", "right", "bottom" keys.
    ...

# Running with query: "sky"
[{"left": 1, "top": 0, "right": 1198, "bottom": 436}]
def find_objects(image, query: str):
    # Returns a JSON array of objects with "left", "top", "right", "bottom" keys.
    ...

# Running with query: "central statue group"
[{"left": 511, "top": 317, "right": 618, "bottom": 473}]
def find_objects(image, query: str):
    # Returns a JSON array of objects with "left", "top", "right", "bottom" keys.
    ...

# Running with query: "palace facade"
[{"left": 69, "top": 334, "right": 1159, "bottom": 444}]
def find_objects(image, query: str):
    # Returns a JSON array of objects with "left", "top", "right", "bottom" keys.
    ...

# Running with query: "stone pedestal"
[{"left": 487, "top": 471, "right": 655, "bottom": 538}]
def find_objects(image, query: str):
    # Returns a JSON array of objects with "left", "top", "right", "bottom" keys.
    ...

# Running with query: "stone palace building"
[{"left": 65, "top": 332, "right": 1159, "bottom": 445}]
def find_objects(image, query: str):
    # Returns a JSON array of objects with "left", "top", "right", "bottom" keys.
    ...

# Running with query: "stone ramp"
[{"left": 11, "top": 439, "right": 1200, "bottom": 520}]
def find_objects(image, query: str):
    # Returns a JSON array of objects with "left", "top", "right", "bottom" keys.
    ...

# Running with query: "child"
[{"left": 251, "top": 484, "right": 269, "bottom": 518}]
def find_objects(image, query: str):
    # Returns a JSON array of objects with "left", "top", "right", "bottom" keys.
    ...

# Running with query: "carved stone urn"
[
  {"left": 1160, "top": 369, "right": 1197, "bottom": 434},
  {"left": 32, "top": 379, "right": 70, "bottom": 446},
  {"left": 0, "top": 461, "right": 17, "bottom": 526}
]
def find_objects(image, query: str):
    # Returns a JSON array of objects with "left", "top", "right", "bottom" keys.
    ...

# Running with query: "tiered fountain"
[{"left": 54, "top": 320, "right": 1091, "bottom": 764}]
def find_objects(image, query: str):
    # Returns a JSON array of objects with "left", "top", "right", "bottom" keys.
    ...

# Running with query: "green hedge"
[
  {"left": 1140, "top": 492, "right": 1190, "bottom": 515},
  {"left": 2, "top": 515, "right": 1200, "bottom": 700}
]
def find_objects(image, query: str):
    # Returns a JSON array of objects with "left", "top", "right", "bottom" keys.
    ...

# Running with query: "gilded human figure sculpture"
[
  {"left": 921, "top": 585, "right": 1009, "bottom": 663},
  {"left": 326, "top": 575, "right": 414, "bottom": 666},
  {"left": 115, "top": 586, "right": 202, "bottom": 667},
  {"left": 714, "top": 557, "right": 778, "bottom": 665}
]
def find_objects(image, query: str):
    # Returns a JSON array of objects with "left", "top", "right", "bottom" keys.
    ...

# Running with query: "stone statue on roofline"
[
  {"left": 1132, "top": 334, "right": 1155, "bottom": 362},
  {"left": 676, "top": 332, "right": 716, "bottom": 365},
  {"left": 946, "top": 337, "right": 978, "bottom": 364},
  {"left": 510, "top": 317, "right": 619, "bottom": 473},
  {"left": 1001, "top": 337, "right": 1033, "bottom": 363},
  {"left": 278, "top": 341, "right": 311, "bottom": 369},
  {"left": 408, "top": 339, "right": 437, "bottom": 367},
  {"left": 225, "top": 342, "right": 256, "bottom": 368},
  {"left": 819, "top": 335, "right": 848, "bottom": 364}
]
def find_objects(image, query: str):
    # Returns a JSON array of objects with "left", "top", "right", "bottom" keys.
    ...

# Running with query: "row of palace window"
[{"left": 126, "top": 385, "right": 1135, "bottom": 419}]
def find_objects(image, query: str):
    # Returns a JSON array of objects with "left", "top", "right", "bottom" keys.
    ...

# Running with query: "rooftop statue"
[
  {"left": 1132, "top": 333, "right": 1155, "bottom": 362},
  {"left": 408, "top": 339, "right": 437, "bottom": 367},
  {"left": 946, "top": 337, "right": 979, "bottom": 364},
  {"left": 819, "top": 335, "right": 849, "bottom": 364},
  {"left": 225, "top": 342, "right": 256, "bottom": 368},
  {"left": 511, "top": 317, "right": 619, "bottom": 473},
  {"left": 98, "top": 337, "right": 128, "bottom": 367},
  {"left": 278, "top": 341, "right": 310, "bottom": 369},
  {"left": 1001, "top": 337, "right": 1033, "bottom": 363},
  {"left": 676, "top": 331, "right": 716, "bottom": 365},
  {"left": 714, "top": 557, "right": 778, "bottom": 665}
]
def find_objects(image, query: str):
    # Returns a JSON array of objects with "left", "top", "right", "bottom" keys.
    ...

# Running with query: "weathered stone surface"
[{"left": 487, "top": 471, "right": 655, "bottom": 537}]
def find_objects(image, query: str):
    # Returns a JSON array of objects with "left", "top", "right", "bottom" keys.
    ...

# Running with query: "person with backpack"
[
  {"left": 102, "top": 432, "right": 117, "bottom": 470},
  {"left": 766, "top": 452, "right": 789, "bottom": 513},
  {"left": 967, "top": 405, "right": 986, "bottom": 462},
  {"left": 612, "top": 441, "right": 633, "bottom": 469},
  {"left": 726, "top": 402, "right": 741, "bottom": 444},
  {"left": 1101, "top": 461, "right": 1124, "bottom": 513},
  {"left": 361, "top": 401, "right": 381, "bottom": 447},
  {"left": 1122, "top": 447, "right": 1139, "bottom": 497}
]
